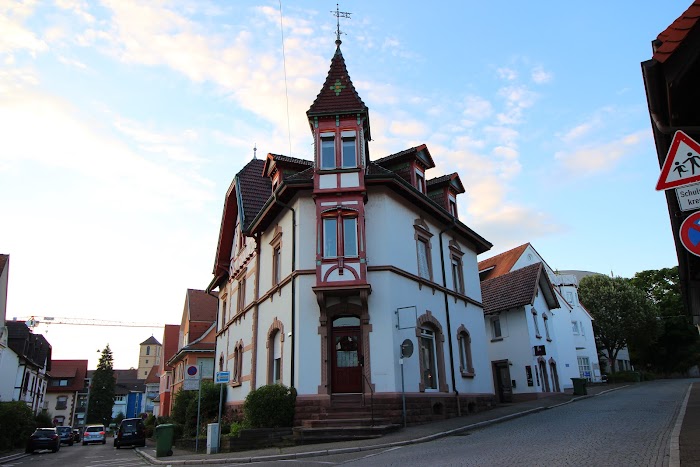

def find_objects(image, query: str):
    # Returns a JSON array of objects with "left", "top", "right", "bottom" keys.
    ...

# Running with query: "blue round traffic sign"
[
  {"left": 680, "top": 211, "right": 700, "bottom": 257},
  {"left": 187, "top": 365, "right": 198, "bottom": 376}
]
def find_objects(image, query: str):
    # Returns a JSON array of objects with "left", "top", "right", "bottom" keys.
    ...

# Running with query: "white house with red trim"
[
  {"left": 478, "top": 243, "right": 602, "bottom": 402},
  {"left": 208, "top": 38, "right": 496, "bottom": 426}
]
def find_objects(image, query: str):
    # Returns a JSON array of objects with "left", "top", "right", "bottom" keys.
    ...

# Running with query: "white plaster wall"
[
  {"left": 295, "top": 275, "right": 322, "bottom": 394},
  {"left": 486, "top": 309, "right": 539, "bottom": 394},
  {"left": 0, "top": 347, "right": 18, "bottom": 401}
]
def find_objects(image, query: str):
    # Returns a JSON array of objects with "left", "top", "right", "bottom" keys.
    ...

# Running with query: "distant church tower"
[{"left": 137, "top": 336, "right": 162, "bottom": 379}]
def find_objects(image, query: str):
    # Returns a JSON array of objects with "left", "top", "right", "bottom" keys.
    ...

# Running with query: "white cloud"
[
  {"left": 497, "top": 67, "right": 517, "bottom": 81},
  {"left": 531, "top": 66, "right": 552, "bottom": 84},
  {"left": 389, "top": 119, "right": 428, "bottom": 139},
  {"left": 554, "top": 130, "right": 650, "bottom": 174},
  {"left": 462, "top": 95, "right": 493, "bottom": 121},
  {"left": 0, "top": 1, "right": 48, "bottom": 55}
]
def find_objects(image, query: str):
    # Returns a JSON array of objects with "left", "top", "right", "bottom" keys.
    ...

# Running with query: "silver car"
[{"left": 81, "top": 425, "right": 106, "bottom": 445}]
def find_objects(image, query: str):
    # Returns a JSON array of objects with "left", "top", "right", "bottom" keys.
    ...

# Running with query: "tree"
[
  {"left": 630, "top": 266, "right": 700, "bottom": 374},
  {"left": 578, "top": 274, "right": 657, "bottom": 373},
  {"left": 87, "top": 345, "right": 116, "bottom": 426}
]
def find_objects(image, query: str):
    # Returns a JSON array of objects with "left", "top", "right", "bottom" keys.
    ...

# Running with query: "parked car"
[
  {"left": 72, "top": 428, "right": 81, "bottom": 442},
  {"left": 55, "top": 426, "right": 74, "bottom": 446},
  {"left": 25, "top": 428, "right": 60, "bottom": 453},
  {"left": 82, "top": 425, "right": 106, "bottom": 445},
  {"left": 114, "top": 418, "right": 146, "bottom": 448}
]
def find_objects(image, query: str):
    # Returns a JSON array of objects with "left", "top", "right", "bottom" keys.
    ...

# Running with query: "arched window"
[
  {"left": 267, "top": 319, "right": 284, "bottom": 385},
  {"left": 456, "top": 325, "right": 474, "bottom": 377},
  {"left": 416, "top": 310, "right": 448, "bottom": 393},
  {"left": 232, "top": 341, "right": 244, "bottom": 384}
]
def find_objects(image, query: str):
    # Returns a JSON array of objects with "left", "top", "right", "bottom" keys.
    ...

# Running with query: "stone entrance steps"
[{"left": 293, "top": 393, "right": 401, "bottom": 444}]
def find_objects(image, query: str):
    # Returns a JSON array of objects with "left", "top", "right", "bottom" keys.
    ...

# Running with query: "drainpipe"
[
  {"left": 439, "top": 218, "right": 459, "bottom": 416},
  {"left": 251, "top": 232, "right": 261, "bottom": 390},
  {"left": 273, "top": 193, "right": 297, "bottom": 389}
]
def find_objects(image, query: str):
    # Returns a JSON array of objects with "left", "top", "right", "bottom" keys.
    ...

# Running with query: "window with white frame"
[
  {"left": 491, "top": 316, "right": 502, "bottom": 339},
  {"left": 572, "top": 320, "right": 580, "bottom": 335},
  {"left": 321, "top": 134, "right": 335, "bottom": 169},
  {"left": 273, "top": 245, "right": 282, "bottom": 286},
  {"left": 414, "top": 220, "right": 433, "bottom": 280},
  {"left": 577, "top": 356, "right": 591, "bottom": 381},
  {"left": 543, "top": 314, "right": 551, "bottom": 341},
  {"left": 237, "top": 277, "right": 246, "bottom": 313},
  {"left": 419, "top": 328, "right": 438, "bottom": 390},
  {"left": 415, "top": 170, "right": 426, "bottom": 193},
  {"left": 272, "top": 333, "right": 281, "bottom": 384},
  {"left": 322, "top": 212, "right": 358, "bottom": 258},
  {"left": 341, "top": 131, "right": 357, "bottom": 168},
  {"left": 457, "top": 327, "right": 474, "bottom": 376},
  {"left": 451, "top": 255, "right": 464, "bottom": 294},
  {"left": 532, "top": 309, "right": 541, "bottom": 337},
  {"left": 56, "top": 396, "right": 68, "bottom": 410},
  {"left": 566, "top": 291, "right": 574, "bottom": 304},
  {"left": 448, "top": 195, "right": 458, "bottom": 218}
]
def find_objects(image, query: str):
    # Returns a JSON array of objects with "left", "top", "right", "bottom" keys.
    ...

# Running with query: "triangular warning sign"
[{"left": 656, "top": 131, "right": 700, "bottom": 190}]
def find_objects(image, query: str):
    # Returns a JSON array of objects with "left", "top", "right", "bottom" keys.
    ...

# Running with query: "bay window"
[{"left": 322, "top": 212, "right": 359, "bottom": 258}]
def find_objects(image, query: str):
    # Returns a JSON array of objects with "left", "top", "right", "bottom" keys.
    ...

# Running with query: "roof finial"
[
  {"left": 332, "top": 3, "right": 351, "bottom": 47},
  {"left": 253, "top": 143, "right": 257, "bottom": 160}
]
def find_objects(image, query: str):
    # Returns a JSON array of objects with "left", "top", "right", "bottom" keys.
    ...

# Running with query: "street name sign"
[
  {"left": 679, "top": 211, "right": 700, "bottom": 257},
  {"left": 656, "top": 130, "right": 700, "bottom": 190},
  {"left": 215, "top": 371, "right": 230, "bottom": 384},
  {"left": 676, "top": 182, "right": 700, "bottom": 211}
]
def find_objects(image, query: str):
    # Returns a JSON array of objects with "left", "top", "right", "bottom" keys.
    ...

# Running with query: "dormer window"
[
  {"left": 448, "top": 196, "right": 457, "bottom": 217},
  {"left": 321, "top": 133, "right": 335, "bottom": 169},
  {"left": 416, "top": 170, "right": 425, "bottom": 193}
]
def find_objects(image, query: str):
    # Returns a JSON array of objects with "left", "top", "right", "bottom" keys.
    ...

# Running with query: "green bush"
[
  {"left": 605, "top": 371, "right": 640, "bottom": 383},
  {"left": 226, "top": 420, "right": 250, "bottom": 437},
  {"left": 0, "top": 402, "right": 35, "bottom": 451},
  {"left": 243, "top": 384, "right": 296, "bottom": 428},
  {"left": 34, "top": 411, "right": 53, "bottom": 428}
]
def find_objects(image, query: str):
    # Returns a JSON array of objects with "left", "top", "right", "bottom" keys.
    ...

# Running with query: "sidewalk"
[{"left": 134, "top": 383, "right": 630, "bottom": 466}]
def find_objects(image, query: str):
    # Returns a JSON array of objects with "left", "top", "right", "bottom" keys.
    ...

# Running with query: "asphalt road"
[
  {"left": 239, "top": 379, "right": 687, "bottom": 467},
  {"left": 3, "top": 439, "right": 150, "bottom": 467}
]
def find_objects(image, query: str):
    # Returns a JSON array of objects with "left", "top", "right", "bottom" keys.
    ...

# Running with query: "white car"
[{"left": 82, "top": 425, "right": 106, "bottom": 445}]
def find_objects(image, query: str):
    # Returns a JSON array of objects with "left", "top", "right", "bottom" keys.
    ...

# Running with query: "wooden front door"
[
  {"left": 493, "top": 361, "right": 513, "bottom": 403},
  {"left": 331, "top": 321, "right": 362, "bottom": 393}
]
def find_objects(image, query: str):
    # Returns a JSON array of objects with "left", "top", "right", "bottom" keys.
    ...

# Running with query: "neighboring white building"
[
  {"left": 7, "top": 320, "right": 51, "bottom": 414},
  {"left": 208, "top": 39, "right": 495, "bottom": 425},
  {"left": 0, "top": 254, "right": 18, "bottom": 402},
  {"left": 478, "top": 243, "right": 603, "bottom": 402}
]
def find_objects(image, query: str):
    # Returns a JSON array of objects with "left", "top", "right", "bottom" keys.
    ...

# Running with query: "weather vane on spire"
[{"left": 332, "top": 4, "right": 351, "bottom": 44}]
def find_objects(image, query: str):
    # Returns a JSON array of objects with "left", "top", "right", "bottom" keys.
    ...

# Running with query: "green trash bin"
[
  {"left": 571, "top": 378, "right": 588, "bottom": 395},
  {"left": 155, "top": 424, "right": 174, "bottom": 458}
]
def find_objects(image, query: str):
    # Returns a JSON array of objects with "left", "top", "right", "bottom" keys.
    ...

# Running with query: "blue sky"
[{"left": 0, "top": 1, "right": 688, "bottom": 369}]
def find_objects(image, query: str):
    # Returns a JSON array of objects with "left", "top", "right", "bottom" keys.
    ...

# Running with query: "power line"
[{"left": 13, "top": 316, "right": 162, "bottom": 329}]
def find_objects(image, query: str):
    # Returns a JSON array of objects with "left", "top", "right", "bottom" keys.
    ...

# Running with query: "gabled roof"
[
  {"left": 307, "top": 43, "right": 368, "bottom": 118},
  {"left": 427, "top": 173, "right": 465, "bottom": 194},
  {"left": 140, "top": 336, "right": 161, "bottom": 346},
  {"left": 47, "top": 360, "right": 88, "bottom": 392},
  {"left": 7, "top": 320, "right": 51, "bottom": 369},
  {"left": 212, "top": 158, "right": 271, "bottom": 278},
  {"left": 478, "top": 243, "right": 530, "bottom": 281},
  {"left": 374, "top": 144, "right": 435, "bottom": 170},
  {"left": 186, "top": 289, "right": 217, "bottom": 322},
  {"left": 481, "top": 262, "right": 559, "bottom": 315},
  {"left": 0, "top": 254, "right": 8, "bottom": 276},
  {"left": 262, "top": 154, "right": 313, "bottom": 179},
  {"left": 653, "top": 1, "right": 700, "bottom": 63},
  {"left": 145, "top": 365, "right": 159, "bottom": 384}
]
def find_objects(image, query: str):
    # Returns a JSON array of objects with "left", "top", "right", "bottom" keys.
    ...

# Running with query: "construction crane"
[{"left": 13, "top": 316, "right": 163, "bottom": 329}]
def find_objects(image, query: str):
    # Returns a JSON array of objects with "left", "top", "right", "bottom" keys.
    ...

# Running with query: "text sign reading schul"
[{"left": 677, "top": 182, "right": 700, "bottom": 212}]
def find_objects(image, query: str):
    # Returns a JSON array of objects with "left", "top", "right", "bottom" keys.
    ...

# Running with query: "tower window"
[
  {"left": 341, "top": 136, "right": 356, "bottom": 167},
  {"left": 321, "top": 135, "right": 335, "bottom": 169}
]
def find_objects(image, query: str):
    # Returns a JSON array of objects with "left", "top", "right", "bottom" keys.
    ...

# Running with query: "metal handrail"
[{"left": 362, "top": 373, "right": 374, "bottom": 426}]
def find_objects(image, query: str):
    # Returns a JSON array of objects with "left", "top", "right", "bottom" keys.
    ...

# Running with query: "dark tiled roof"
[
  {"left": 478, "top": 243, "right": 530, "bottom": 281},
  {"left": 270, "top": 154, "right": 312, "bottom": 167},
  {"left": 285, "top": 166, "right": 314, "bottom": 181},
  {"left": 0, "top": 254, "right": 8, "bottom": 276},
  {"left": 140, "top": 336, "right": 161, "bottom": 346},
  {"left": 48, "top": 360, "right": 88, "bottom": 392},
  {"left": 427, "top": 172, "right": 465, "bottom": 194},
  {"left": 307, "top": 45, "right": 367, "bottom": 117},
  {"left": 187, "top": 289, "right": 217, "bottom": 322},
  {"left": 7, "top": 321, "right": 51, "bottom": 369},
  {"left": 238, "top": 158, "right": 271, "bottom": 231},
  {"left": 374, "top": 144, "right": 433, "bottom": 168},
  {"left": 481, "top": 263, "right": 543, "bottom": 314},
  {"left": 145, "top": 365, "right": 159, "bottom": 384},
  {"left": 653, "top": 1, "right": 700, "bottom": 63}
]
